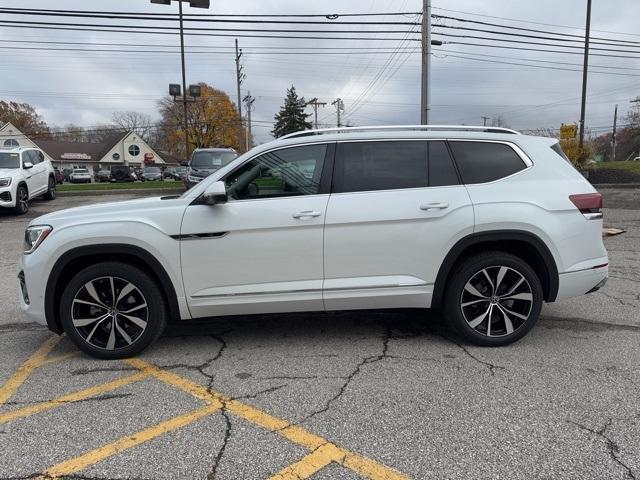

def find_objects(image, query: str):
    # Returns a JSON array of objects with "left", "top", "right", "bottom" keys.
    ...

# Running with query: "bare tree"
[{"left": 111, "top": 111, "right": 153, "bottom": 140}]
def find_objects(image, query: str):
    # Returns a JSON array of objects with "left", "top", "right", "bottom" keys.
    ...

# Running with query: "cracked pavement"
[{"left": 0, "top": 188, "right": 639, "bottom": 479}]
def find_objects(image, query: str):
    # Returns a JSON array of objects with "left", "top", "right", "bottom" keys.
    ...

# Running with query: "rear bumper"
[{"left": 556, "top": 264, "right": 608, "bottom": 301}]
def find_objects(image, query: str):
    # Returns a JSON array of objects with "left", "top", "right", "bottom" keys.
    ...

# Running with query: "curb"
[{"left": 57, "top": 188, "right": 185, "bottom": 197}]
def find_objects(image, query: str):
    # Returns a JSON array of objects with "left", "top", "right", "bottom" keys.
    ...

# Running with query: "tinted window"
[
  {"left": 0, "top": 152, "right": 20, "bottom": 168},
  {"left": 225, "top": 144, "right": 327, "bottom": 200},
  {"left": 428, "top": 141, "right": 459, "bottom": 186},
  {"left": 191, "top": 150, "right": 237, "bottom": 169},
  {"left": 336, "top": 141, "right": 427, "bottom": 193},
  {"left": 26, "top": 151, "right": 40, "bottom": 164},
  {"left": 449, "top": 142, "right": 526, "bottom": 184}
]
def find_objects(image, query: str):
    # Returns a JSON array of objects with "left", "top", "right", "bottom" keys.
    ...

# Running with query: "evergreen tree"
[{"left": 271, "top": 86, "right": 312, "bottom": 138}]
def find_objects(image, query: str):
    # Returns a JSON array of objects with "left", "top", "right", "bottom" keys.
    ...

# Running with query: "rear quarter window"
[{"left": 448, "top": 141, "right": 527, "bottom": 184}]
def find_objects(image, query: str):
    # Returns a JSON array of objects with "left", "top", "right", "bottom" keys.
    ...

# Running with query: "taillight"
[{"left": 569, "top": 193, "right": 602, "bottom": 220}]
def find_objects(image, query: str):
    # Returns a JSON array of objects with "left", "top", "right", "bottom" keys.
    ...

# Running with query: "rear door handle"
[
  {"left": 292, "top": 211, "right": 322, "bottom": 219},
  {"left": 420, "top": 202, "right": 449, "bottom": 211}
]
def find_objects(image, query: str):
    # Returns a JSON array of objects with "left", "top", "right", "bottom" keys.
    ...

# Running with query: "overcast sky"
[{"left": 0, "top": 0, "right": 638, "bottom": 143}]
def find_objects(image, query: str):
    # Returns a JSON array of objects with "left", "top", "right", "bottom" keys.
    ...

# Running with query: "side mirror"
[
  {"left": 201, "top": 181, "right": 227, "bottom": 206},
  {"left": 23, "top": 162, "right": 34, "bottom": 170},
  {"left": 181, "top": 161, "right": 189, "bottom": 167}
]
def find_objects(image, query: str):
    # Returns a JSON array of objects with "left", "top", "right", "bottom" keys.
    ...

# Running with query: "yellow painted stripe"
[
  {"left": 0, "top": 371, "right": 149, "bottom": 424},
  {"left": 126, "top": 359, "right": 409, "bottom": 480},
  {"left": 41, "top": 351, "right": 79, "bottom": 366},
  {"left": 40, "top": 402, "right": 222, "bottom": 478},
  {"left": 0, "top": 336, "right": 61, "bottom": 405},
  {"left": 268, "top": 444, "right": 338, "bottom": 480}
]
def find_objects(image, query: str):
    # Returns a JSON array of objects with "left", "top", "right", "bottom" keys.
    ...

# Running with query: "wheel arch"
[
  {"left": 44, "top": 244, "right": 181, "bottom": 334},
  {"left": 431, "top": 230, "right": 559, "bottom": 309}
]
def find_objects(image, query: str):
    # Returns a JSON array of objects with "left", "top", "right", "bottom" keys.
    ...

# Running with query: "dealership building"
[{"left": 0, "top": 122, "right": 168, "bottom": 174}]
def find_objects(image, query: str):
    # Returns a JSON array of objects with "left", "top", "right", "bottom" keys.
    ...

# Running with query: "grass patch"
[
  {"left": 58, "top": 181, "right": 185, "bottom": 192},
  {"left": 590, "top": 161, "right": 640, "bottom": 175}
]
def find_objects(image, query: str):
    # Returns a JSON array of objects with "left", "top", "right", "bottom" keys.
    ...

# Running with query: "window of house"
[
  {"left": 128, "top": 145, "right": 140, "bottom": 157},
  {"left": 3, "top": 139, "right": 19, "bottom": 147}
]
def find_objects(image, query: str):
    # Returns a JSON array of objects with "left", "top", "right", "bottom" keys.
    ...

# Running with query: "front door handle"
[
  {"left": 293, "top": 211, "right": 322, "bottom": 219},
  {"left": 420, "top": 202, "right": 449, "bottom": 211}
]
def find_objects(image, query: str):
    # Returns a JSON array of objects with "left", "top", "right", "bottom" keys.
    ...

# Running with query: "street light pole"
[
  {"left": 178, "top": 0, "right": 189, "bottom": 162},
  {"left": 578, "top": 0, "right": 592, "bottom": 158}
]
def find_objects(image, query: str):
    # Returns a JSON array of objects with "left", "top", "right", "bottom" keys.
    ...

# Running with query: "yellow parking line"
[
  {"left": 40, "top": 402, "right": 222, "bottom": 479},
  {"left": 0, "top": 371, "right": 150, "bottom": 425},
  {"left": 0, "top": 336, "right": 61, "bottom": 405},
  {"left": 268, "top": 444, "right": 338, "bottom": 480},
  {"left": 126, "top": 359, "right": 409, "bottom": 480},
  {"left": 41, "top": 351, "right": 79, "bottom": 366}
]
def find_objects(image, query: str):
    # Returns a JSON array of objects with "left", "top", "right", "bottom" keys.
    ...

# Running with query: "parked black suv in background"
[
  {"left": 110, "top": 165, "right": 136, "bottom": 183},
  {"left": 185, "top": 148, "right": 237, "bottom": 189}
]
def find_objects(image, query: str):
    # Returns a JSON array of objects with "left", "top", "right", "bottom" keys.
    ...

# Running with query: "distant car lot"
[{"left": 0, "top": 188, "right": 638, "bottom": 479}]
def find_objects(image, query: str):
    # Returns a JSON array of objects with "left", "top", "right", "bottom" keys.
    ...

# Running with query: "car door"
[
  {"left": 323, "top": 139, "right": 474, "bottom": 311},
  {"left": 22, "top": 151, "right": 42, "bottom": 196},
  {"left": 180, "top": 143, "right": 334, "bottom": 318}
]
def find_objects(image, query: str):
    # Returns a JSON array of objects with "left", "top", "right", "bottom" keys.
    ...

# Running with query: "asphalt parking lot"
[{"left": 0, "top": 189, "right": 639, "bottom": 480}]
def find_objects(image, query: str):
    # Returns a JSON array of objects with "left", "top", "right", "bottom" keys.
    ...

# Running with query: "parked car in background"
[
  {"left": 163, "top": 168, "right": 176, "bottom": 180},
  {"left": 185, "top": 148, "right": 237, "bottom": 189},
  {"left": 69, "top": 168, "right": 91, "bottom": 184},
  {"left": 174, "top": 166, "right": 187, "bottom": 181},
  {"left": 94, "top": 169, "right": 111, "bottom": 183},
  {"left": 54, "top": 168, "right": 65, "bottom": 184},
  {"left": 18, "top": 126, "right": 608, "bottom": 358},
  {"left": 110, "top": 165, "right": 136, "bottom": 183},
  {"left": 0, "top": 146, "right": 56, "bottom": 214},
  {"left": 141, "top": 166, "right": 162, "bottom": 182},
  {"left": 62, "top": 167, "right": 73, "bottom": 182}
]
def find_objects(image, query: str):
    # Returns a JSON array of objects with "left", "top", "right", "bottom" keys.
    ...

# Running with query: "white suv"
[
  {"left": 18, "top": 126, "right": 608, "bottom": 358},
  {"left": 0, "top": 147, "right": 56, "bottom": 214}
]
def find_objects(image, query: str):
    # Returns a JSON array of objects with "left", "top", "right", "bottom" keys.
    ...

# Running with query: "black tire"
[
  {"left": 13, "top": 185, "right": 29, "bottom": 215},
  {"left": 43, "top": 175, "right": 56, "bottom": 200},
  {"left": 444, "top": 251, "right": 543, "bottom": 347},
  {"left": 60, "top": 262, "right": 167, "bottom": 359}
]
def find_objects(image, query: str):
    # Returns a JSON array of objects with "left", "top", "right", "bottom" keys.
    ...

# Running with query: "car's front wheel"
[
  {"left": 60, "top": 262, "right": 167, "bottom": 359},
  {"left": 13, "top": 185, "right": 29, "bottom": 215},
  {"left": 444, "top": 251, "right": 543, "bottom": 346},
  {"left": 43, "top": 176, "right": 56, "bottom": 200}
]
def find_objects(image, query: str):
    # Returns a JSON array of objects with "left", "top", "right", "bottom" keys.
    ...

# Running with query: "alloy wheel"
[
  {"left": 49, "top": 178, "right": 56, "bottom": 198},
  {"left": 18, "top": 188, "right": 28, "bottom": 213},
  {"left": 71, "top": 276, "right": 148, "bottom": 350},
  {"left": 460, "top": 266, "right": 533, "bottom": 337}
]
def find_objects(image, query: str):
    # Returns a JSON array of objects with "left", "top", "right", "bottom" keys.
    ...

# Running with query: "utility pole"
[
  {"left": 243, "top": 92, "right": 255, "bottom": 151},
  {"left": 235, "top": 39, "right": 245, "bottom": 152},
  {"left": 481, "top": 116, "right": 491, "bottom": 127},
  {"left": 332, "top": 98, "right": 344, "bottom": 127},
  {"left": 578, "top": 0, "right": 592, "bottom": 157},
  {"left": 420, "top": 0, "right": 432, "bottom": 125},
  {"left": 611, "top": 104, "right": 618, "bottom": 162},
  {"left": 307, "top": 98, "right": 327, "bottom": 129}
]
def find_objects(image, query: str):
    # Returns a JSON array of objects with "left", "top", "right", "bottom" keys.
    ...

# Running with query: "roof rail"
[{"left": 278, "top": 125, "right": 520, "bottom": 140}]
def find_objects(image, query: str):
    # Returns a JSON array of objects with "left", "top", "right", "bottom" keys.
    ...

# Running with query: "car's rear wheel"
[
  {"left": 444, "top": 251, "right": 543, "bottom": 346},
  {"left": 43, "top": 176, "right": 56, "bottom": 200},
  {"left": 60, "top": 262, "right": 167, "bottom": 359},
  {"left": 13, "top": 185, "right": 29, "bottom": 215}
]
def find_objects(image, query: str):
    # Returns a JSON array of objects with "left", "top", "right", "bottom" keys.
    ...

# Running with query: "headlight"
[
  {"left": 187, "top": 175, "right": 202, "bottom": 183},
  {"left": 0, "top": 177, "right": 11, "bottom": 187},
  {"left": 24, "top": 225, "right": 52, "bottom": 255}
]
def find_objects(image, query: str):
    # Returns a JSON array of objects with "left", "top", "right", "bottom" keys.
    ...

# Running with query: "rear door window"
[
  {"left": 428, "top": 141, "right": 459, "bottom": 187},
  {"left": 448, "top": 141, "right": 527, "bottom": 184},
  {"left": 335, "top": 141, "right": 428, "bottom": 193}
]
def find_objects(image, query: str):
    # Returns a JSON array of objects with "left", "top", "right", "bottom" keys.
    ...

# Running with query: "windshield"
[
  {"left": 74, "top": 169, "right": 89, "bottom": 174},
  {"left": 144, "top": 167, "right": 161, "bottom": 173},
  {"left": 191, "top": 151, "right": 237, "bottom": 169},
  {"left": 0, "top": 152, "right": 20, "bottom": 169}
]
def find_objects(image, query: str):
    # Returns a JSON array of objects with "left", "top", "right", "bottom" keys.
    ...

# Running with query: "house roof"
[{"left": 33, "top": 131, "right": 128, "bottom": 162}]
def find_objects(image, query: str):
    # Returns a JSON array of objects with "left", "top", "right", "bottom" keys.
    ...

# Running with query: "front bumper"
[
  {"left": 18, "top": 253, "right": 49, "bottom": 328},
  {"left": 0, "top": 186, "right": 15, "bottom": 208}
]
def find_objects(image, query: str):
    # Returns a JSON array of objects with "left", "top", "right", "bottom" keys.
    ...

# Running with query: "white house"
[{"left": 0, "top": 122, "right": 170, "bottom": 175}]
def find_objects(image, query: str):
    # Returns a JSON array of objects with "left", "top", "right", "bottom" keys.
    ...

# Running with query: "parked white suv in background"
[
  {"left": 18, "top": 126, "right": 608, "bottom": 358},
  {"left": 0, "top": 146, "right": 56, "bottom": 215}
]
